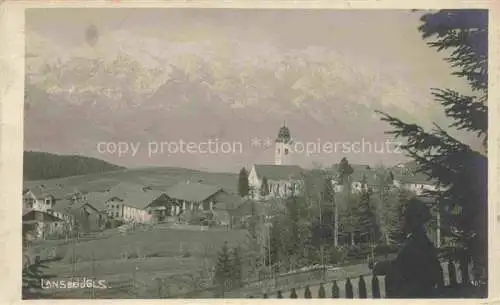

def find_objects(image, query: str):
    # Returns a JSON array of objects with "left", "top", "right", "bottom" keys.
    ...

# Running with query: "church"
[{"left": 248, "top": 123, "right": 304, "bottom": 199}]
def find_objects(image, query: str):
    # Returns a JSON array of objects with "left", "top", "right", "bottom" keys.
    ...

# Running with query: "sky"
[{"left": 24, "top": 8, "right": 479, "bottom": 172}]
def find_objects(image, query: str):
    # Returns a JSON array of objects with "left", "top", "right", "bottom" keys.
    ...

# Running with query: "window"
[
  {"left": 24, "top": 197, "right": 34, "bottom": 209},
  {"left": 277, "top": 148, "right": 280, "bottom": 154},
  {"left": 284, "top": 148, "right": 289, "bottom": 155},
  {"left": 115, "top": 212, "right": 119, "bottom": 217}
]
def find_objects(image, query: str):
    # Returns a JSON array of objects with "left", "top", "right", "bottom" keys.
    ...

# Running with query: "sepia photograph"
[{"left": 20, "top": 7, "right": 488, "bottom": 299}]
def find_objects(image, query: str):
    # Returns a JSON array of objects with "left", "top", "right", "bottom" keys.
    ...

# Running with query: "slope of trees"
[
  {"left": 377, "top": 9, "right": 488, "bottom": 284},
  {"left": 24, "top": 151, "right": 124, "bottom": 180},
  {"left": 237, "top": 167, "right": 250, "bottom": 197}
]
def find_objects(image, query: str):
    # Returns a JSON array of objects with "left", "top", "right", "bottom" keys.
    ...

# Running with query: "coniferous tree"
[
  {"left": 372, "top": 168, "right": 395, "bottom": 245},
  {"left": 245, "top": 200, "right": 262, "bottom": 276},
  {"left": 338, "top": 193, "right": 359, "bottom": 246},
  {"left": 285, "top": 195, "right": 303, "bottom": 264},
  {"left": 231, "top": 246, "right": 243, "bottom": 288},
  {"left": 337, "top": 158, "right": 356, "bottom": 245},
  {"left": 321, "top": 176, "right": 338, "bottom": 247},
  {"left": 384, "top": 188, "right": 413, "bottom": 244},
  {"left": 338, "top": 157, "right": 354, "bottom": 190},
  {"left": 377, "top": 10, "right": 488, "bottom": 283},
  {"left": 268, "top": 217, "right": 287, "bottom": 269},
  {"left": 357, "top": 175, "right": 379, "bottom": 245},
  {"left": 213, "top": 241, "right": 232, "bottom": 296},
  {"left": 260, "top": 177, "right": 269, "bottom": 197},
  {"left": 238, "top": 167, "right": 250, "bottom": 197}
]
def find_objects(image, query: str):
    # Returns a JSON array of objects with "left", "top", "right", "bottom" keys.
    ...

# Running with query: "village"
[{"left": 22, "top": 124, "right": 440, "bottom": 243}]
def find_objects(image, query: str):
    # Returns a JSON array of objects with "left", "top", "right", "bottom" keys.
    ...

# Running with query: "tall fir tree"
[
  {"left": 372, "top": 168, "right": 395, "bottom": 245},
  {"left": 244, "top": 199, "right": 263, "bottom": 280},
  {"left": 260, "top": 177, "right": 270, "bottom": 197},
  {"left": 213, "top": 241, "right": 232, "bottom": 296},
  {"left": 338, "top": 157, "right": 354, "bottom": 190},
  {"left": 337, "top": 157, "right": 355, "bottom": 245},
  {"left": 322, "top": 176, "right": 339, "bottom": 247},
  {"left": 230, "top": 246, "right": 243, "bottom": 288},
  {"left": 357, "top": 175, "right": 379, "bottom": 245},
  {"left": 338, "top": 193, "right": 359, "bottom": 246},
  {"left": 377, "top": 10, "right": 488, "bottom": 281},
  {"left": 238, "top": 167, "right": 250, "bottom": 197}
]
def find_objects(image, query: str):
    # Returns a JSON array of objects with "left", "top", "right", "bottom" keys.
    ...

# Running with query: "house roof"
[
  {"left": 51, "top": 199, "right": 84, "bottom": 214},
  {"left": 107, "top": 182, "right": 150, "bottom": 198},
  {"left": 399, "top": 173, "right": 438, "bottom": 185},
  {"left": 22, "top": 210, "right": 64, "bottom": 222},
  {"left": 25, "top": 185, "right": 83, "bottom": 200},
  {"left": 103, "top": 182, "right": 164, "bottom": 209},
  {"left": 145, "top": 193, "right": 174, "bottom": 209},
  {"left": 253, "top": 164, "right": 304, "bottom": 181},
  {"left": 119, "top": 191, "right": 164, "bottom": 210},
  {"left": 326, "top": 164, "right": 380, "bottom": 185},
  {"left": 85, "top": 192, "right": 108, "bottom": 211},
  {"left": 390, "top": 161, "right": 438, "bottom": 185},
  {"left": 165, "top": 181, "right": 223, "bottom": 203}
]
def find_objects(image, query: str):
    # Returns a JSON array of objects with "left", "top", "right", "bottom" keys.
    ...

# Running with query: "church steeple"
[
  {"left": 276, "top": 121, "right": 291, "bottom": 144},
  {"left": 275, "top": 122, "right": 292, "bottom": 165}
]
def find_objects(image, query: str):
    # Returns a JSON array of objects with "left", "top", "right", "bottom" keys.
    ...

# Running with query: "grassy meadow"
[{"left": 31, "top": 224, "right": 248, "bottom": 298}]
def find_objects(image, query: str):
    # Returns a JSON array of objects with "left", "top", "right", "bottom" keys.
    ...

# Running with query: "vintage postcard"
[{"left": 0, "top": 0, "right": 498, "bottom": 303}]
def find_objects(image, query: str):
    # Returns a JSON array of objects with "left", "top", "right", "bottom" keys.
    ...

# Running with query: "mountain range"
[{"left": 24, "top": 18, "right": 482, "bottom": 172}]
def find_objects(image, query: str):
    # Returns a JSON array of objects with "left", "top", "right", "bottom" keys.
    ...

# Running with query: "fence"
[
  {"left": 44, "top": 256, "right": 486, "bottom": 299},
  {"left": 245, "top": 257, "right": 485, "bottom": 298}
]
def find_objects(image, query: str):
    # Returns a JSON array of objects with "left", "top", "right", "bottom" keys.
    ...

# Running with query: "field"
[
  {"left": 24, "top": 166, "right": 239, "bottom": 194},
  {"left": 30, "top": 224, "right": 248, "bottom": 298}
]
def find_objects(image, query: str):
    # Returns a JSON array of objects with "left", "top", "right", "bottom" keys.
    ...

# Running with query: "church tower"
[{"left": 275, "top": 122, "right": 292, "bottom": 165}]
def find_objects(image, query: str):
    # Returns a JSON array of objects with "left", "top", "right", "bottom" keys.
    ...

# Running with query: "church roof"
[
  {"left": 275, "top": 124, "right": 291, "bottom": 143},
  {"left": 253, "top": 164, "right": 304, "bottom": 181}
]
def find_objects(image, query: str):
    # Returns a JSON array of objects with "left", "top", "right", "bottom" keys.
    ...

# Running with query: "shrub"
[{"left": 328, "top": 247, "right": 348, "bottom": 265}]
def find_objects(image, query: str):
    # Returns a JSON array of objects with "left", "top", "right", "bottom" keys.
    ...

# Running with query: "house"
[
  {"left": 22, "top": 187, "right": 56, "bottom": 212},
  {"left": 391, "top": 162, "right": 441, "bottom": 195},
  {"left": 22, "top": 209, "right": 65, "bottom": 239},
  {"left": 104, "top": 182, "right": 164, "bottom": 224},
  {"left": 86, "top": 191, "right": 109, "bottom": 215},
  {"left": 144, "top": 193, "right": 176, "bottom": 223},
  {"left": 326, "top": 164, "right": 403, "bottom": 194},
  {"left": 23, "top": 184, "right": 87, "bottom": 212},
  {"left": 49, "top": 196, "right": 109, "bottom": 233},
  {"left": 248, "top": 164, "right": 304, "bottom": 199},
  {"left": 164, "top": 181, "right": 225, "bottom": 215},
  {"left": 211, "top": 192, "right": 245, "bottom": 229}
]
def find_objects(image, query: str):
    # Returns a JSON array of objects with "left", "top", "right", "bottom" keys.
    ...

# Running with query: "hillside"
[
  {"left": 23, "top": 165, "right": 239, "bottom": 195},
  {"left": 23, "top": 151, "right": 125, "bottom": 181}
]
